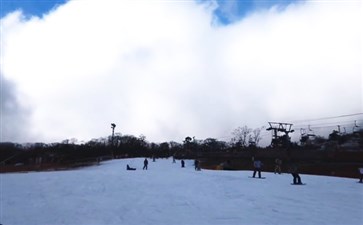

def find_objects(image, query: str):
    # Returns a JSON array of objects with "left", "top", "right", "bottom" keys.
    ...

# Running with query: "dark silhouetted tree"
[{"left": 231, "top": 126, "right": 252, "bottom": 148}]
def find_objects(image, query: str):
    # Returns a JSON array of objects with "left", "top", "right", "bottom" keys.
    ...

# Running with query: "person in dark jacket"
[
  {"left": 181, "top": 160, "right": 185, "bottom": 168},
  {"left": 127, "top": 164, "right": 136, "bottom": 170},
  {"left": 289, "top": 163, "right": 302, "bottom": 184},
  {"left": 194, "top": 159, "right": 200, "bottom": 171},
  {"left": 252, "top": 159, "right": 263, "bottom": 178},
  {"left": 143, "top": 158, "right": 148, "bottom": 170}
]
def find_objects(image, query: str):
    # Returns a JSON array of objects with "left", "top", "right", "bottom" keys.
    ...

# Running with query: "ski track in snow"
[{"left": 1, "top": 158, "right": 362, "bottom": 225}]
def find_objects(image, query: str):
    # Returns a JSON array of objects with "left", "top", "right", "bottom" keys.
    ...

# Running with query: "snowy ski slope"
[{"left": 1, "top": 158, "right": 362, "bottom": 225}]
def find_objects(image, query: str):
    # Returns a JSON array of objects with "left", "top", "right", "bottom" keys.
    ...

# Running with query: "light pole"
[
  {"left": 111, "top": 123, "right": 116, "bottom": 146},
  {"left": 111, "top": 123, "right": 116, "bottom": 158}
]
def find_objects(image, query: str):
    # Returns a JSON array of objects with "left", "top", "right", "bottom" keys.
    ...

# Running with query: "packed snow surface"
[{"left": 1, "top": 158, "right": 362, "bottom": 225}]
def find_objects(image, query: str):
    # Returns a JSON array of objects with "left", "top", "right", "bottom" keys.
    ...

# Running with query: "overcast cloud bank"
[{"left": 0, "top": 0, "right": 361, "bottom": 143}]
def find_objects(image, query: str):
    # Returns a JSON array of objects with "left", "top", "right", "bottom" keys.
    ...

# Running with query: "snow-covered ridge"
[{"left": 1, "top": 158, "right": 362, "bottom": 225}]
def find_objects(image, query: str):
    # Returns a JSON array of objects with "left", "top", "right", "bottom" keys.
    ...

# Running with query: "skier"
[
  {"left": 143, "top": 158, "right": 148, "bottom": 170},
  {"left": 126, "top": 164, "right": 136, "bottom": 170},
  {"left": 274, "top": 158, "right": 282, "bottom": 174},
  {"left": 252, "top": 159, "right": 263, "bottom": 178},
  {"left": 181, "top": 159, "right": 185, "bottom": 168},
  {"left": 289, "top": 162, "right": 303, "bottom": 184}
]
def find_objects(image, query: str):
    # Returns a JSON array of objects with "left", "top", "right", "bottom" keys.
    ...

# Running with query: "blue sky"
[
  {"left": 0, "top": 0, "right": 67, "bottom": 18},
  {"left": 1, "top": 0, "right": 299, "bottom": 23},
  {"left": 206, "top": 0, "right": 299, "bottom": 24}
]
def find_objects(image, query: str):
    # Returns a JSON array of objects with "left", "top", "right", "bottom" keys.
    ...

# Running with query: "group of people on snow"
[
  {"left": 125, "top": 157, "right": 362, "bottom": 184},
  {"left": 252, "top": 157, "right": 303, "bottom": 184},
  {"left": 126, "top": 158, "right": 149, "bottom": 170},
  {"left": 126, "top": 156, "right": 303, "bottom": 184},
  {"left": 125, "top": 158, "right": 189, "bottom": 171}
]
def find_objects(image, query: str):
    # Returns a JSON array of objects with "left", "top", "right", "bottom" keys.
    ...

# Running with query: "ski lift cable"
[
  {"left": 294, "top": 125, "right": 348, "bottom": 130},
  {"left": 312, "top": 120, "right": 363, "bottom": 126},
  {"left": 303, "top": 119, "right": 362, "bottom": 126},
  {"left": 293, "top": 120, "right": 361, "bottom": 129},
  {"left": 295, "top": 120, "right": 359, "bottom": 128},
  {"left": 289, "top": 113, "right": 363, "bottom": 124},
  {"left": 293, "top": 125, "right": 349, "bottom": 131},
  {"left": 285, "top": 120, "right": 363, "bottom": 133}
]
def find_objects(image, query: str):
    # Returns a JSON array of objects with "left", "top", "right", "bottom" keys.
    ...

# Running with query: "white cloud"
[{"left": 1, "top": 0, "right": 361, "bottom": 144}]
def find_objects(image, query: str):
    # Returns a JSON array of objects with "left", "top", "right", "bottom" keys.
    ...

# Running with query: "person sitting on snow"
[{"left": 127, "top": 164, "right": 136, "bottom": 171}]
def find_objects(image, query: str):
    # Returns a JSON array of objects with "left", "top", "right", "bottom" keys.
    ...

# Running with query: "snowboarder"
[
  {"left": 358, "top": 168, "right": 363, "bottom": 183},
  {"left": 181, "top": 159, "right": 185, "bottom": 168},
  {"left": 127, "top": 164, "right": 136, "bottom": 170},
  {"left": 252, "top": 159, "right": 263, "bottom": 178},
  {"left": 274, "top": 158, "right": 282, "bottom": 174},
  {"left": 289, "top": 162, "right": 302, "bottom": 184},
  {"left": 143, "top": 158, "right": 148, "bottom": 170}
]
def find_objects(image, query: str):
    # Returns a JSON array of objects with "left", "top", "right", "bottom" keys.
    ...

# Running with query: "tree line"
[{"left": 1, "top": 125, "right": 362, "bottom": 168}]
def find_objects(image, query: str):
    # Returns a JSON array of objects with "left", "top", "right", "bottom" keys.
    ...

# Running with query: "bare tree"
[
  {"left": 250, "top": 127, "right": 263, "bottom": 146},
  {"left": 231, "top": 126, "right": 252, "bottom": 148}
]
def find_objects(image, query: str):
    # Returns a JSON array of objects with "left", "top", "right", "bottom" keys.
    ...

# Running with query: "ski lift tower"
[{"left": 266, "top": 122, "right": 294, "bottom": 148}]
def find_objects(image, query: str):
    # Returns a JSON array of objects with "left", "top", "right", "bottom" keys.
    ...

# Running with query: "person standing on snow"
[
  {"left": 289, "top": 162, "right": 303, "bottom": 184},
  {"left": 275, "top": 158, "right": 282, "bottom": 174},
  {"left": 143, "top": 158, "right": 148, "bottom": 170},
  {"left": 358, "top": 168, "right": 363, "bottom": 183},
  {"left": 194, "top": 159, "right": 200, "bottom": 171},
  {"left": 252, "top": 159, "right": 263, "bottom": 178},
  {"left": 181, "top": 159, "right": 185, "bottom": 168}
]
